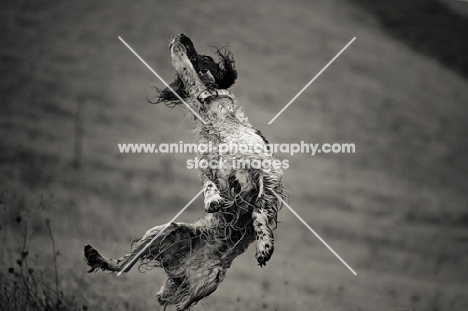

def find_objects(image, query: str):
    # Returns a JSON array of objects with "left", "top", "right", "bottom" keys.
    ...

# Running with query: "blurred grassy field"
[{"left": 1, "top": 0, "right": 468, "bottom": 310}]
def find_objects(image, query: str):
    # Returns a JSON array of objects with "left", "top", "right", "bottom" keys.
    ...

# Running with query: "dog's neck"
[
  {"left": 181, "top": 78, "right": 251, "bottom": 143},
  {"left": 192, "top": 96, "right": 252, "bottom": 145},
  {"left": 174, "top": 60, "right": 251, "bottom": 143}
]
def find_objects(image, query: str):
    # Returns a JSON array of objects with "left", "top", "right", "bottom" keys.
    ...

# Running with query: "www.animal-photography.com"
[{"left": 1, "top": 1, "right": 467, "bottom": 310}]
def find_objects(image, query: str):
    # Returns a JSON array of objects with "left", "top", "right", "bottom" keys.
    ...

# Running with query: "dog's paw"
[
  {"left": 84, "top": 244, "right": 108, "bottom": 272},
  {"left": 176, "top": 298, "right": 195, "bottom": 311},
  {"left": 204, "top": 194, "right": 226, "bottom": 213},
  {"left": 156, "top": 293, "right": 166, "bottom": 305},
  {"left": 255, "top": 241, "right": 274, "bottom": 267}
]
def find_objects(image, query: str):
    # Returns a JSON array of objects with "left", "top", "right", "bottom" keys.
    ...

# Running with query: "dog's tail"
[{"left": 84, "top": 222, "right": 199, "bottom": 274}]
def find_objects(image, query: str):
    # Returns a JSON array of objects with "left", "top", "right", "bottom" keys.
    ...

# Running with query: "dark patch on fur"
[{"left": 150, "top": 35, "right": 237, "bottom": 106}]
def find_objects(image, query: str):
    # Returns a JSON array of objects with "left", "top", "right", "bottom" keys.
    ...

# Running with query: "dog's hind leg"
[
  {"left": 175, "top": 261, "right": 226, "bottom": 311},
  {"left": 84, "top": 244, "right": 130, "bottom": 273},
  {"left": 84, "top": 223, "right": 198, "bottom": 274},
  {"left": 156, "top": 277, "right": 182, "bottom": 308}
]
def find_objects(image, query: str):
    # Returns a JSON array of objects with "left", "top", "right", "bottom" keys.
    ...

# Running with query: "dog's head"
[{"left": 153, "top": 33, "right": 237, "bottom": 106}]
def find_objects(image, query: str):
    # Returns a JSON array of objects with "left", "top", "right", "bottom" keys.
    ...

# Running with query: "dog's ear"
[
  {"left": 214, "top": 48, "right": 237, "bottom": 89},
  {"left": 152, "top": 75, "right": 187, "bottom": 105},
  {"left": 216, "top": 64, "right": 237, "bottom": 89}
]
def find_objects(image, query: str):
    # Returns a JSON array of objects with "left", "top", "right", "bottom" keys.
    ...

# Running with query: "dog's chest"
[{"left": 204, "top": 99, "right": 234, "bottom": 119}]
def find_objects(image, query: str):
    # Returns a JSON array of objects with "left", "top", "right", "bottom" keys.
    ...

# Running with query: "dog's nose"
[{"left": 170, "top": 33, "right": 187, "bottom": 49}]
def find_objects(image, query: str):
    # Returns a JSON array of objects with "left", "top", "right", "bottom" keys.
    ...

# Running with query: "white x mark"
[
  {"left": 117, "top": 189, "right": 204, "bottom": 276},
  {"left": 272, "top": 190, "right": 357, "bottom": 275},
  {"left": 268, "top": 37, "right": 356, "bottom": 124},
  {"left": 118, "top": 36, "right": 207, "bottom": 124}
]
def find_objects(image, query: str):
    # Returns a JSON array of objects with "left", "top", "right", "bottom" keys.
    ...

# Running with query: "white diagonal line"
[
  {"left": 118, "top": 36, "right": 207, "bottom": 124},
  {"left": 268, "top": 37, "right": 356, "bottom": 124},
  {"left": 117, "top": 188, "right": 204, "bottom": 276},
  {"left": 271, "top": 190, "right": 357, "bottom": 275}
]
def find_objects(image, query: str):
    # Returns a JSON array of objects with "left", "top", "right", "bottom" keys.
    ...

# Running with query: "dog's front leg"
[
  {"left": 198, "top": 157, "right": 230, "bottom": 212},
  {"left": 253, "top": 173, "right": 282, "bottom": 267},
  {"left": 253, "top": 206, "right": 275, "bottom": 267},
  {"left": 202, "top": 178, "right": 227, "bottom": 213}
]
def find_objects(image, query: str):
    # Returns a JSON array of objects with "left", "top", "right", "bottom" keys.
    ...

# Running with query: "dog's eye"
[{"left": 204, "top": 56, "right": 214, "bottom": 63}]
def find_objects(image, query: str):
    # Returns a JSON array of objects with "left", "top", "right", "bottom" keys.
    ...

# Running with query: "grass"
[
  {"left": 0, "top": 192, "right": 86, "bottom": 311},
  {"left": 1, "top": 0, "right": 468, "bottom": 310}
]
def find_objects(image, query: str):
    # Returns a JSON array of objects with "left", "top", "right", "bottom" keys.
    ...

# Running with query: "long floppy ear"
[
  {"left": 214, "top": 47, "right": 237, "bottom": 89},
  {"left": 151, "top": 75, "right": 187, "bottom": 106}
]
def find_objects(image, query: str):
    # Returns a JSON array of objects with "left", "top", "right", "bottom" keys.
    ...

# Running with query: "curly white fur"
[{"left": 84, "top": 34, "right": 286, "bottom": 311}]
